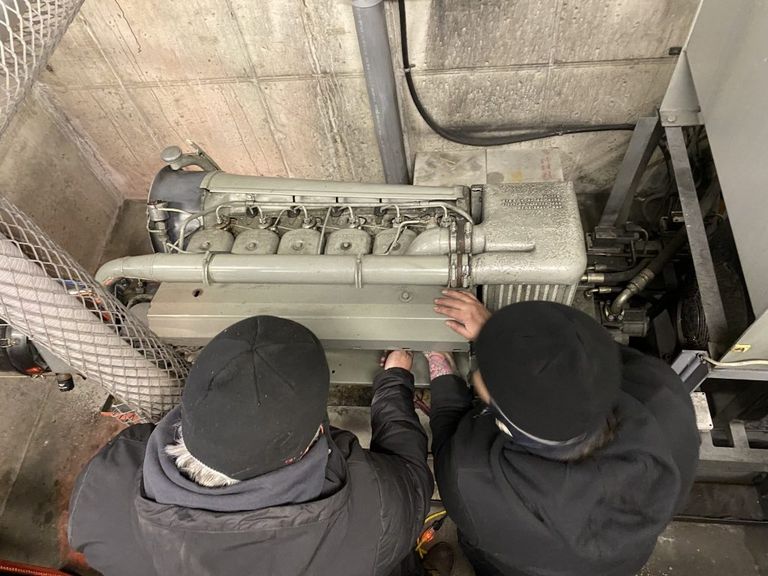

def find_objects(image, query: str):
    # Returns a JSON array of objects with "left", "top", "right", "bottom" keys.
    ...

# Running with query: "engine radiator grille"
[{"left": 483, "top": 283, "right": 578, "bottom": 312}]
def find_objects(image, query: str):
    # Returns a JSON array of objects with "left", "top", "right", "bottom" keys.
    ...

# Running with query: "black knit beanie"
[
  {"left": 475, "top": 302, "right": 621, "bottom": 443},
  {"left": 181, "top": 315, "right": 329, "bottom": 480}
]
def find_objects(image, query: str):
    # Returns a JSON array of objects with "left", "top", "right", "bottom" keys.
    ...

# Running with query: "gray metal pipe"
[
  {"left": 96, "top": 254, "right": 450, "bottom": 287},
  {"left": 203, "top": 172, "right": 461, "bottom": 201},
  {"left": 582, "top": 258, "right": 653, "bottom": 284},
  {"left": 406, "top": 227, "right": 452, "bottom": 255},
  {"left": 406, "top": 227, "right": 484, "bottom": 255},
  {"left": 405, "top": 225, "right": 538, "bottom": 257},
  {"left": 352, "top": 0, "right": 409, "bottom": 184},
  {"left": 96, "top": 250, "right": 583, "bottom": 288}
]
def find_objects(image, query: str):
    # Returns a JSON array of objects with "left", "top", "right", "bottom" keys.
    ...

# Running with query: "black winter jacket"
[
  {"left": 68, "top": 368, "right": 433, "bottom": 576},
  {"left": 431, "top": 347, "right": 699, "bottom": 576}
]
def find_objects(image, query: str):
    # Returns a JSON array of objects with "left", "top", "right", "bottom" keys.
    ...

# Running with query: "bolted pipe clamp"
[
  {"left": 448, "top": 253, "right": 459, "bottom": 288},
  {"left": 354, "top": 255, "right": 363, "bottom": 289},
  {"left": 201, "top": 251, "right": 215, "bottom": 286}
]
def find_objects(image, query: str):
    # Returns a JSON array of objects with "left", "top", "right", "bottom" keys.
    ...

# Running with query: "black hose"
[
  {"left": 600, "top": 258, "right": 654, "bottom": 284},
  {"left": 646, "top": 229, "right": 688, "bottom": 276},
  {"left": 609, "top": 229, "right": 688, "bottom": 315},
  {"left": 397, "top": 1, "right": 636, "bottom": 147},
  {"left": 126, "top": 294, "right": 153, "bottom": 309}
]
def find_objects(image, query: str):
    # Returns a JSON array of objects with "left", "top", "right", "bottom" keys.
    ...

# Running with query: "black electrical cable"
[{"left": 397, "top": 0, "right": 636, "bottom": 147}]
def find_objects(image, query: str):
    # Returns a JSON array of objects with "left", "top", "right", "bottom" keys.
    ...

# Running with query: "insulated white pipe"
[{"left": 0, "top": 236, "right": 185, "bottom": 421}]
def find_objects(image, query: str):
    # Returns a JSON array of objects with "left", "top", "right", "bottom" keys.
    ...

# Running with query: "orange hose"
[{"left": 0, "top": 559, "right": 71, "bottom": 576}]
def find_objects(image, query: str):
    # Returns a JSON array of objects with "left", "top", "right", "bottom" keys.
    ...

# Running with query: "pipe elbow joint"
[{"left": 406, "top": 227, "right": 451, "bottom": 255}]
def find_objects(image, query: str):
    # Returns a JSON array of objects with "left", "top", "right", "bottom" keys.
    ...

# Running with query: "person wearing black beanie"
[
  {"left": 430, "top": 291, "right": 700, "bottom": 576},
  {"left": 68, "top": 316, "right": 434, "bottom": 576}
]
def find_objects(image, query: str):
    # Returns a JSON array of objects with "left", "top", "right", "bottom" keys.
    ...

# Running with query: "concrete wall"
[
  {"left": 0, "top": 89, "right": 122, "bottom": 271},
  {"left": 35, "top": 0, "right": 698, "bottom": 202}
]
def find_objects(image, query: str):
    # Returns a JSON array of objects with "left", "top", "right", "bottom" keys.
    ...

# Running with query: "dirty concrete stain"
[
  {"left": 556, "top": 0, "right": 699, "bottom": 62},
  {"left": 423, "top": 0, "right": 558, "bottom": 70}
]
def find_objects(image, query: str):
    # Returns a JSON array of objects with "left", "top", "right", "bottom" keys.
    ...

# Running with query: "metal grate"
[
  {"left": 0, "top": 0, "right": 83, "bottom": 135},
  {"left": 0, "top": 197, "right": 187, "bottom": 421},
  {"left": 483, "top": 283, "right": 578, "bottom": 312}
]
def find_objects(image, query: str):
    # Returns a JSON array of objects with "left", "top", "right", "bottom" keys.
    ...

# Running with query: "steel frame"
[{"left": 600, "top": 38, "right": 768, "bottom": 476}]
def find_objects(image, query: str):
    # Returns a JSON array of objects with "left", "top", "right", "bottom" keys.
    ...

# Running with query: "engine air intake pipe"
[
  {"left": 95, "top": 251, "right": 584, "bottom": 289},
  {"left": 97, "top": 254, "right": 452, "bottom": 287}
]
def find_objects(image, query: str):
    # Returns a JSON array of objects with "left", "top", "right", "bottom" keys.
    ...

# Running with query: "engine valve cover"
[
  {"left": 186, "top": 229, "right": 234, "bottom": 253},
  {"left": 231, "top": 229, "right": 280, "bottom": 255},
  {"left": 373, "top": 228, "right": 417, "bottom": 255},
  {"left": 325, "top": 228, "right": 372, "bottom": 255},
  {"left": 278, "top": 228, "right": 322, "bottom": 255}
]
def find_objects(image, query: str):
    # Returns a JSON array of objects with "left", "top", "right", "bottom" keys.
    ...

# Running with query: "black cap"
[
  {"left": 475, "top": 302, "right": 621, "bottom": 443},
  {"left": 181, "top": 316, "right": 329, "bottom": 480}
]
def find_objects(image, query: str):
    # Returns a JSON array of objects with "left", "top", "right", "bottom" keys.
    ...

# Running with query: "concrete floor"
[
  {"left": 0, "top": 374, "right": 122, "bottom": 571},
  {"left": 1, "top": 375, "right": 768, "bottom": 574}
]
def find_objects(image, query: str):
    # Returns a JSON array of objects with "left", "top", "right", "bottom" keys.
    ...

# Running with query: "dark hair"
[{"left": 551, "top": 410, "right": 619, "bottom": 462}]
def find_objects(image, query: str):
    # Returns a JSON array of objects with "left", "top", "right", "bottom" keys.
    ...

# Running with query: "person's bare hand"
[
  {"left": 382, "top": 349, "right": 413, "bottom": 371},
  {"left": 434, "top": 290, "right": 491, "bottom": 341}
]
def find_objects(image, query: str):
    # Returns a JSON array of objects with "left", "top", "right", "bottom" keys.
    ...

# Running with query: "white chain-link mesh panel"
[
  {"left": 0, "top": 197, "right": 187, "bottom": 421},
  {"left": 1, "top": 0, "right": 83, "bottom": 135}
]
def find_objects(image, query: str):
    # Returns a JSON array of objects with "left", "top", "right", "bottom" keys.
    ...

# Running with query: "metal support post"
[
  {"left": 595, "top": 116, "right": 662, "bottom": 237},
  {"left": 666, "top": 126, "right": 729, "bottom": 357}
]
